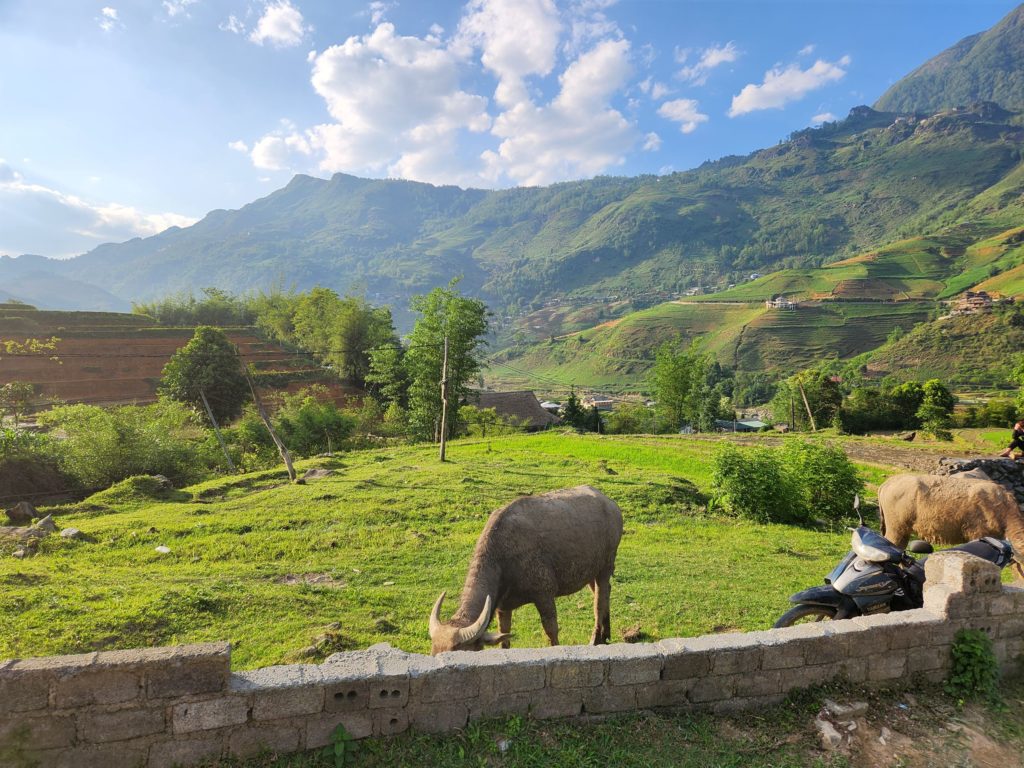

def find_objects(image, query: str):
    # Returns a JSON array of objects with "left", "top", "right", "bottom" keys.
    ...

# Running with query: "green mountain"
[
  {"left": 876, "top": 4, "right": 1024, "bottom": 113},
  {"left": 4, "top": 101, "right": 1022, "bottom": 328}
]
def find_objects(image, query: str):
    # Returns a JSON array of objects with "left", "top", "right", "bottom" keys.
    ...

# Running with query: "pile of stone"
[{"left": 934, "top": 457, "right": 1024, "bottom": 507}]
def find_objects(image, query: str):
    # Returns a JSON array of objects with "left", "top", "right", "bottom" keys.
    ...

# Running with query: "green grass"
[{"left": 0, "top": 433, "right": 873, "bottom": 669}]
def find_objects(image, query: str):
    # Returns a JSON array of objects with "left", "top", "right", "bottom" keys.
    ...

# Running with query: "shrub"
[
  {"left": 37, "top": 401, "right": 221, "bottom": 489},
  {"left": 272, "top": 388, "right": 356, "bottom": 457},
  {"left": 711, "top": 444, "right": 801, "bottom": 524},
  {"left": 712, "top": 440, "right": 863, "bottom": 525}
]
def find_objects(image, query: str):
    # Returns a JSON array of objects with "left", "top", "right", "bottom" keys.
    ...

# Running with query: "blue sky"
[{"left": 0, "top": 0, "right": 1019, "bottom": 258}]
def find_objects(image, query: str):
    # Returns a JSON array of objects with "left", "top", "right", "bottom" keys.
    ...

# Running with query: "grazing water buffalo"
[
  {"left": 428, "top": 485, "right": 623, "bottom": 654},
  {"left": 878, "top": 472, "right": 1024, "bottom": 553}
]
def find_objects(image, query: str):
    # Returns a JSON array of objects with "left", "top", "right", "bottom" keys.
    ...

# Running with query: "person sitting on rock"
[{"left": 999, "top": 419, "right": 1024, "bottom": 459}]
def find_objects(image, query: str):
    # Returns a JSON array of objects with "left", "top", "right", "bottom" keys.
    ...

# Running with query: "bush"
[
  {"left": 272, "top": 388, "right": 355, "bottom": 456},
  {"left": 712, "top": 440, "right": 864, "bottom": 525},
  {"left": 945, "top": 628, "right": 999, "bottom": 704},
  {"left": 712, "top": 444, "right": 800, "bottom": 524},
  {"left": 37, "top": 401, "right": 221, "bottom": 489}
]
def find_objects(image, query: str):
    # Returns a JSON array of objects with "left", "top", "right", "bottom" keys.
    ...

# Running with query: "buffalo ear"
[{"left": 481, "top": 632, "right": 512, "bottom": 646}]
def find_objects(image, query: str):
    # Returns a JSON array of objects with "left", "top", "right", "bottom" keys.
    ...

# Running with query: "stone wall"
[
  {"left": 936, "top": 457, "right": 1024, "bottom": 506},
  {"left": 2, "top": 551, "right": 1022, "bottom": 768}
]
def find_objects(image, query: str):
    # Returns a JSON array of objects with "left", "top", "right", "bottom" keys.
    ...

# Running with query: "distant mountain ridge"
[
  {"left": 876, "top": 3, "right": 1024, "bottom": 113},
  {"left": 3, "top": 101, "right": 1022, "bottom": 325}
]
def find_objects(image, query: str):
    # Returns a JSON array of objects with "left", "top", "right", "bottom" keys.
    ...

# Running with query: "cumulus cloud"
[
  {"left": 729, "top": 55, "right": 850, "bottom": 117},
  {"left": 677, "top": 42, "right": 738, "bottom": 86},
  {"left": 642, "top": 132, "right": 661, "bottom": 151},
  {"left": 658, "top": 98, "right": 708, "bottom": 134},
  {"left": 219, "top": 14, "right": 245, "bottom": 34},
  {"left": 240, "top": 1, "right": 639, "bottom": 187},
  {"left": 249, "top": 0, "right": 310, "bottom": 48},
  {"left": 811, "top": 111, "right": 837, "bottom": 124},
  {"left": 483, "top": 38, "right": 635, "bottom": 185},
  {"left": 0, "top": 160, "right": 195, "bottom": 258},
  {"left": 163, "top": 0, "right": 198, "bottom": 18},
  {"left": 367, "top": 1, "right": 395, "bottom": 24},
  {"left": 228, "top": 140, "right": 249, "bottom": 153},
  {"left": 638, "top": 78, "right": 670, "bottom": 100}
]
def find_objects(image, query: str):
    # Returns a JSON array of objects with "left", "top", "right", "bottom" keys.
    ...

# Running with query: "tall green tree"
[
  {"left": 403, "top": 281, "right": 489, "bottom": 441},
  {"left": 159, "top": 326, "right": 249, "bottom": 423},
  {"left": 649, "top": 339, "right": 711, "bottom": 431}
]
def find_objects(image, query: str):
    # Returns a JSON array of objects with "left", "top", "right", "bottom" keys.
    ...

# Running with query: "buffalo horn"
[
  {"left": 428, "top": 591, "right": 446, "bottom": 639},
  {"left": 454, "top": 595, "right": 492, "bottom": 645}
]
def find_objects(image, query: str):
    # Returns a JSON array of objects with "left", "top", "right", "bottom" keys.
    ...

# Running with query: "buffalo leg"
[
  {"left": 535, "top": 597, "right": 559, "bottom": 646},
  {"left": 498, "top": 608, "right": 513, "bottom": 649},
  {"left": 591, "top": 574, "right": 612, "bottom": 645}
]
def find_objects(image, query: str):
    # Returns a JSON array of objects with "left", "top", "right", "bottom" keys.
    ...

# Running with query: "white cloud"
[
  {"left": 228, "top": 140, "right": 249, "bottom": 153},
  {"left": 638, "top": 78, "right": 670, "bottom": 100},
  {"left": 249, "top": 0, "right": 311, "bottom": 48},
  {"left": 219, "top": 14, "right": 245, "bottom": 35},
  {"left": 454, "top": 0, "right": 562, "bottom": 106},
  {"left": 798, "top": 44, "right": 816, "bottom": 56},
  {"left": 677, "top": 42, "right": 738, "bottom": 86},
  {"left": 482, "top": 38, "right": 635, "bottom": 185},
  {"left": 240, "top": 2, "right": 638, "bottom": 188},
  {"left": 0, "top": 160, "right": 195, "bottom": 258},
  {"left": 565, "top": 0, "right": 622, "bottom": 53},
  {"left": 642, "top": 132, "right": 661, "bottom": 151},
  {"left": 729, "top": 55, "right": 850, "bottom": 117},
  {"left": 368, "top": 1, "right": 395, "bottom": 25},
  {"left": 163, "top": 0, "right": 198, "bottom": 19},
  {"left": 97, "top": 6, "right": 124, "bottom": 32},
  {"left": 811, "top": 111, "right": 836, "bottom": 124},
  {"left": 657, "top": 98, "right": 708, "bottom": 134}
]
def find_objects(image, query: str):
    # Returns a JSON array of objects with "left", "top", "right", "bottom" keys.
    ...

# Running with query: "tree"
[
  {"left": 403, "top": 281, "right": 489, "bottom": 441},
  {"left": 560, "top": 390, "right": 588, "bottom": 429},
  {"left": 366, "top": 344, "right": 408, "bottom": 408},
  {"left": 159, "top": 326, "right": 249, "bottom": 423},
  {"left": 916, "top": 379, "right": 956, "bottom": 440},
  {"left": 649, "top": 339, "right": 711, "bottom": 431},
  {"left": 0, "top": 382, "right": 36, "bottom": 428}
]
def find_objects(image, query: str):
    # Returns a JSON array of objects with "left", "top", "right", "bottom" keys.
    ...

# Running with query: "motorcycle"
[{"left": 774, "top": 496, "right": 1020, "bottom": 628}]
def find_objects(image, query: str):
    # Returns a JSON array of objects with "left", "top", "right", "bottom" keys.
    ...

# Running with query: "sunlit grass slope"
[{"left": 0, "top": 433, "right": 870, "bottom": 669}]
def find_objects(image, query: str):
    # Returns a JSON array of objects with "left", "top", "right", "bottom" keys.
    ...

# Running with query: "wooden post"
[
  {"left": 439, "top": 334, "right": 449, "bottom": 462},
  {"left": 199, "top": 389, "right": 235, "bottom": 472},
  {"left": 797, "top": 380, "right": 817, "bottom": 432},
  {"left": 244, "top": 366, "right": 298, "bottom": 482}
]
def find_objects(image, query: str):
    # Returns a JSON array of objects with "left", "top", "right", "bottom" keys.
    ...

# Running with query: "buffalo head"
[{"left": 428, "top": 592, "right": 510, "bottom": 654}]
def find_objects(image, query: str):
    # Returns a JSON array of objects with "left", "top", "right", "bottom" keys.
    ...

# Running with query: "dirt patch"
[{"left": 275, "top": 573, "right": 347, "bottom": 588}]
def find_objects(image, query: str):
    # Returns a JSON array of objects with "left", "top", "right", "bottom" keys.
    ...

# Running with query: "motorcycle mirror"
[{"left": 853, "top": 494, "right": 863, "bottom": 526}]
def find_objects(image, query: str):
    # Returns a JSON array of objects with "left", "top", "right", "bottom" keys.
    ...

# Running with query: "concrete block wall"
[{"left": 2, "top": 551, "right": 1022, "bottom": 767}]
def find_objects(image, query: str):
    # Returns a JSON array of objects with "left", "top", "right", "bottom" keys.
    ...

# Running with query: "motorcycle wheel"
[{"left": 773, "top": 604, "right": 837, "bottom": 628}]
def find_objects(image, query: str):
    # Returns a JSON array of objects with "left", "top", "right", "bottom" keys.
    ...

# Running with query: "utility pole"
[
  {"left": 439, "top": 334, "right": 449, "bottom": 462},
  {"left": 199, "top": 389, "right": 235, "bottom": 472},
  {"left": 797, "top": 380, "right": 817, "bottom": 432},
  {"left": 243, "top": 366, "right": 298, "bottom": 482}
]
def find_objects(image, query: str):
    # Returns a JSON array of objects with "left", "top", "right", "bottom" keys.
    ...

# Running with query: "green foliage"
[
  {"left": 0, "top": 382, "right": 36, "bottom": 427},
  {"left": 403, "top": 281, "right": 489, "bottom": 441},
  {"left": 915, "top": 379, "right": 956, "bottom": 440},
  {"left": 321, "top": 723, "right": 357, "bottom": 767},
  {"left": 650, "top": 339, "right": 717, "bottom": 431},
  {"left": 560, "top": 391, "right": 588, "bottom": 430},
  {"left": 273, "top": 388, "right": 356, "bottom": 457},
  {"left": 36, "top": 401, "right": 220, "bottom": 489},
  {"left": 711, "top": 444, "right": 799, "bottom": 524},
  {"left": 458, "top": 406, "right": 522, "bottom": 437},
  {"left": 132, "top": 287, "right": 256, "bottom": 327},
  {"left": 945, "top": 628, "right": 1000, "bottom": 704},
  {"left": 365, "top": 345, "right": 408, "bottom": 408},
  {"left": 605, "top": 402, "right": 655, "bottom": 434},
  {"left": 159, "top": 326, "right": 250, "bottom": 424},
  {"left": 712, "top": 441, "right": 863, "bottom": 525},
  {"left": 770, "top": 371, "right": 843, "bottom": 432}
]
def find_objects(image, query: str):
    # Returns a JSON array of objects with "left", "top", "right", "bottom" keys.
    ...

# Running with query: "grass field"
[{"left": 0, "top": 432, "right": 886, "bottom": 669}]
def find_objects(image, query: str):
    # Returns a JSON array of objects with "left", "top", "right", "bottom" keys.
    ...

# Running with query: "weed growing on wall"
[{"left": 946, "top": 628, "right": 1000, "bottom": 705}]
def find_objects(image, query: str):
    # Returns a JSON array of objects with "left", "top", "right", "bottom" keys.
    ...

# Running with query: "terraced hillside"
[{"left": 0, "top": 305, "right": 356, "bottom": 410}]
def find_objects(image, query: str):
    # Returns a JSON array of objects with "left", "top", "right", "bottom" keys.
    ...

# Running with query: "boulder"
[
  {"left": 5, "top": 501, "right": 36, "bottom": 525},
  {"left": 60, "top": 528, "right": 84, "bottom": 540}
]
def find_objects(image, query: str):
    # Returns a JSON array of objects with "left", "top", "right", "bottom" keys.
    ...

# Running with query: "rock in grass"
[
  {"left": 155, "top": 545, "right": 171, "bottom": 554},
  {"left": 815, "top": 718, "right": 843, "bottom": 750},
  {"left": 60, "top": 528, "right": 84, "bottom": 540},
  {"left": 5, "top": 501, "right": 35, "bottom": 525}
]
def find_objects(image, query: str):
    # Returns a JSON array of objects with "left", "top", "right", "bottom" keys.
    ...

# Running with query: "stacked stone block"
[{"left": 1, "top": 551, "right": 1020, "bottom": 767}]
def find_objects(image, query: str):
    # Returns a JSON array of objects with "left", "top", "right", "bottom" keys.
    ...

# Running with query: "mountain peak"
[{"left": 875, "top": 3, "right": 1024, "bottom": 113}]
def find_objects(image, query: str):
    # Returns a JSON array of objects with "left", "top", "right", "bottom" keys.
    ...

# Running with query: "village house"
[
  {"left": 765, "top": 295, "right": 798, "bottom": 310},
  {"left": 953, "top": 290, "right": 994, "bottom": 315}
]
